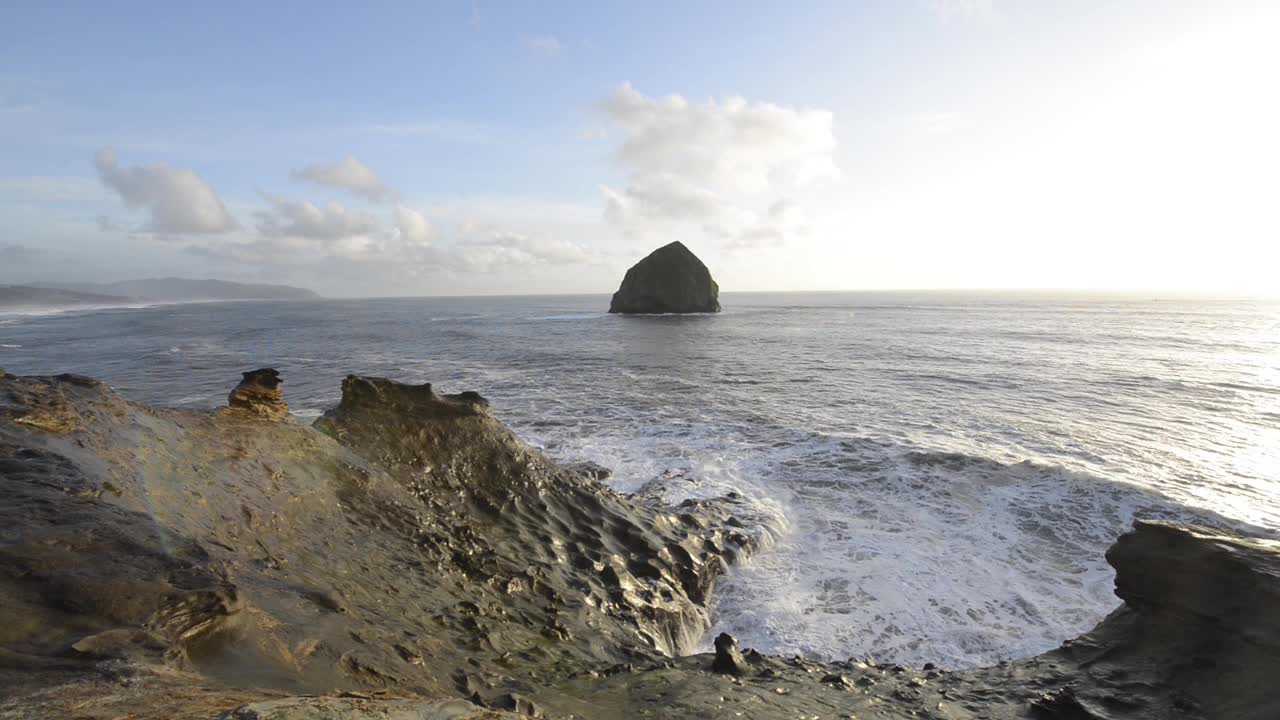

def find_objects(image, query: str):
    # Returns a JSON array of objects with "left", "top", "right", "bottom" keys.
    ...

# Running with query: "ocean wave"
[{"left": 703, "top": 434, "right": 1268, "bottom": 669}]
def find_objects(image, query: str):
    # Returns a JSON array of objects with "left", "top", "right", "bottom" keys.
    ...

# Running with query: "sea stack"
[{"left": 608, "top": 241, "right": 721, "bottom": 314}]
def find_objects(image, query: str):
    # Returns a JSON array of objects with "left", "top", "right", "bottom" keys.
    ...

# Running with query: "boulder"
[
  {"left": 711, "top": 632, "right": 749, "bottom": 676},
  {"left": 608, "top": 241, "right": 720, "bottom": 314}
]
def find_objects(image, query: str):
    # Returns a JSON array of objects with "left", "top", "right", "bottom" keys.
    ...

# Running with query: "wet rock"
[
  {"left": 608, "top": 241, "right": 720, "bottom": 314},
  {"left": 820, "top": 673, "right": 853, "bottom": 690},
  {"left": 563, "top": 460, "right": 612, "bottom": 482},
  {"left": 227, "top": 368, "right": 289, "bottom": 420},
  {"left": 711, "top": 632, "right": 748, "bottom": 676},
  {"left": 1108, "top": 520, "right": 1280, "bottom": 649}
]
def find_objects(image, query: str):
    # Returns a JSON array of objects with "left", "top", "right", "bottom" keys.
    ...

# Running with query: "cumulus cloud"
[
  {"left": 599, "top": 84, "right": 837, "bottom": 249},
  {"left": 603, "top": 174, "right": 725, "bottom": 224},
  {"left": 521, "top": 34, "right": 562, "bottom": 56},
  {"left": 450, "top": 233, "right": 592, "bottom": 271},
  {"left": 94, "top": 149, "right": 237, "bottom": 234},
  {"left": 292, "top": 157, "right": 391, "bottom": 201},
  {"left": 603, "top": 83, "right": 837, "bottom": 193},
  {"left": 394, "top": 205, "right": 434, "bottom": 244},
  {"left": 183, "top": 192, "right": 590, "bottom": 281},
  {"left": 723, "top": 200, "right": 810, "bottom": 250},
  {"left": 255, "top": 194, "right": 380, "bottom": 240}
]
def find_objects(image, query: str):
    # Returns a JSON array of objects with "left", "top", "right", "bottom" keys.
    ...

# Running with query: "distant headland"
[{"left": 1, "top": 278, "right": 320, "bottom": 311}]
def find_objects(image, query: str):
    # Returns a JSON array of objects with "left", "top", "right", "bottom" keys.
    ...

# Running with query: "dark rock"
[
  {"left": 820, "top": 673, "right": 853, "bottom": 690},
  {"left": 563, "top": 460, "right": 612, "bottom": 482},
  {"left": 608, "top": 241, "right": 720, "bottom": 314},
  {"left": 711, "top": 632, "right": 748, "bottom": 675},
  {"left": 226, "top": 368, "right": 288, "bottom": 420},
  {"left": 1107, "top": 520, "right": 1280, "bottom": 649}
]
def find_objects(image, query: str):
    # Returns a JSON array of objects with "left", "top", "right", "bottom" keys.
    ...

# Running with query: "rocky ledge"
[{"left": 1, "top": 369, "right": 1277, "bottom": 719}]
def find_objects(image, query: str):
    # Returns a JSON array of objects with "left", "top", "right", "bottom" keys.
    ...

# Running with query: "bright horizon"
[{"left": 2, "top": 1, "right": 1277, "bottom": 298}]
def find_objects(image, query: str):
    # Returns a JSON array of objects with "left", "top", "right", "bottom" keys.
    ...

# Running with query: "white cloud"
[
  {"left": 292, "top": 156, "right": 391, "bottom": 201},
  {"left": 94, "top": 149, "right": 237, "bottom": 234},
  {"left": 185, "top": 194, "right": 593, "bottom": 283},
  {"left": 599, "top": 84, "right": 837, "bottom": 249},
  {"left": 723, "top": 199, "right": 810, "bottom": 251},
  {"left": 442, "top": 233, "right": 591, "bottom": 271},
  {"left": 394, "top": 205, "right": 433, "bottom": 244},
  {"left": 603, "top": 174, "right": 725, "bottom": 224},
  {"left": 255, "top": 194, "right": 380, "bottom": 240},
  {"left": 603, "top": 83, "right": 837, "bottom": 193},
  {"left": 521, "top": 34, "right": 562, "bottom": 56}
]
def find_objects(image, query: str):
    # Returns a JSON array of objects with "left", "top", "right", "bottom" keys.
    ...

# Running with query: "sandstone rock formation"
[
  {"left": 226, "top": 367, "right": 289, "bottom": 419},
  {"left": 2, "top": 369, "right": 1278, "bottom": 719},
  {"left": 608, "top": 241, "right": 720, "bottom": 314}
]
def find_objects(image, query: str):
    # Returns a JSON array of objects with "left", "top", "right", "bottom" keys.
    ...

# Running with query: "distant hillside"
[
  {"left": 0, "top": 285, "right": 132, "bottom": 310},
  {"left": 37, "top": 278, "right": 321, "bottom": 303}
]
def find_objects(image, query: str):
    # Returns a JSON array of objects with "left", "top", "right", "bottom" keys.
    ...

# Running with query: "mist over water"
[{"left": 3, "top": 291, "right": 1277, "bottom": 668}]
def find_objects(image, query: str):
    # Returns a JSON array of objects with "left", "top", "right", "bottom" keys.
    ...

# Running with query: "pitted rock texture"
[
  {"left": 0, "top": 370, "right": 766, "bottom": 718},
  {"left": 608, "top": 241, "right": 720, "bottom": 314}
]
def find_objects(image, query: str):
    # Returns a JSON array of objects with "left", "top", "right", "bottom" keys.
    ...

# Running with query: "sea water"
[{"left": 3, "top": 290, "right": 1277, "bottom": 668}]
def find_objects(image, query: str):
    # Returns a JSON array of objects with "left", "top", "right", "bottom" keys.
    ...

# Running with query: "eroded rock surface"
[
  {"left": 1, "top": 370, "right": 1278, "bottom": 719},
  {"left": 608, "top": 241, "right": 720, "bottom": 314},
  {"left": 227, "top": 367, "right": 289, "bottom": 420}
]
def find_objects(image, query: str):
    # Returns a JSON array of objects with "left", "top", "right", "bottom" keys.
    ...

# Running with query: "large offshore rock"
[{"left": 608, "top": 241, "right": 720, "bottom": 314}]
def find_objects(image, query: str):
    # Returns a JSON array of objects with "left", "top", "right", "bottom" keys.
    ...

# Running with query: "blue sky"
[{"left": 2, "top": 1, "right": 1276, "bottom": 296}]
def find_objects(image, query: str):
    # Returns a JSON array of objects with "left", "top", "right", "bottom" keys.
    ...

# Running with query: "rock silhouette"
[{"left": 609, "top": 241, "right": 720, "bottom": 314}]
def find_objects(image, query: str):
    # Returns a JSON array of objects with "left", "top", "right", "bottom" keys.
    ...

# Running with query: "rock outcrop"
[
  {"left": 2, "top": 369, "right": 1279, "bottom": 719},
  {"left": 608, "top": 241, "right": 720, "bottom": 314},
  {"left": 226, "top": 368, "right": 289, "bottom": 420}
]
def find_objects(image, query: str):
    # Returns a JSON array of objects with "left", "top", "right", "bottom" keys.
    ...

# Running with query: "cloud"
[
  {"left": 291, "top": 156, "right": 391, "bottom": 201},
  {"left": 0, "top": 244, "right": 33, "bottom": 264},
  {"left": 254, "top": 194, "right": 380, "bottom": 241},
  {"left": 599, "top": 84, "right": 837, "bottom": 248},
  {"left": 603, "top": 83, "right": 837, "bottom": 194},
  {"left": 723, "top": 199, "right": 810, "bottom": 251},
  {"left": 452, "top": 232, "right": 592, "bottom": 270},
  {"left": 184, "top": 192, "right": 590, "bottom": 281},
  {"left": 394, "top": 205, "right": 433, "bottom": 244},
  {"left": 521, "top": 34, "right": 562, "bottom": 56},
  {"left": 94, "top": 149, "right": 237, "bottom": 234},
  {"left": 603, "top": 174, "right": 725, "bottom": 224}
]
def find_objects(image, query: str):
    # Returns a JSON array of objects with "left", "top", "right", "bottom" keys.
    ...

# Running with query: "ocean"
[{"left": 2, "top": 291, "right": 1277, "bottom": 669}]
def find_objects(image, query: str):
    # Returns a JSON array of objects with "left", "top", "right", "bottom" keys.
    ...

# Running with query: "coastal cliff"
[{"left": 1, "top": 369, "right": 1277, "bottom": 719}]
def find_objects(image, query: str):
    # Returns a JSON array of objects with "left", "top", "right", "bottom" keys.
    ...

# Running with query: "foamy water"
[{"left": 2, "top": 291, "right": 1277, "bottom": 668}]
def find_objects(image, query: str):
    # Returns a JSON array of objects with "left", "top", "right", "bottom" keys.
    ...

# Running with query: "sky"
[{"left": 1, "top": 0, "right": 1277, "bottom": 297}]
